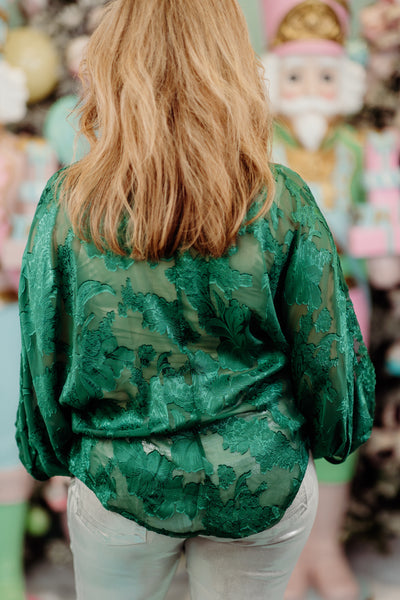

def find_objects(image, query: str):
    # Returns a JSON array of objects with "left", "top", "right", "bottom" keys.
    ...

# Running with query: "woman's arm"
[
  {"left": 281, "top": 179, "right": 375, "bottom": 462},
  {"left": 16, "top": 173, "right": 72, "bottom": 480}
]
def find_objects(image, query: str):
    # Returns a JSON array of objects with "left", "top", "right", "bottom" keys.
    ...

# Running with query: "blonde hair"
[{"left": 61, "top": 0, "right": 275, "bottom": 260}]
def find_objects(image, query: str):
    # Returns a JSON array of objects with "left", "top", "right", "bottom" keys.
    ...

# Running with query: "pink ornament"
[
  {"left": 21, "top": 0, "right": 49, "bottom": 18},
  {"left": 361, "top": 0, "right": 400, "bottom": 50}
]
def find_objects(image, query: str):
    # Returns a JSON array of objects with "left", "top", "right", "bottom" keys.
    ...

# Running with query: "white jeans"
[{"left": 67, "top": 457, "right": 318, "bottom": 600}]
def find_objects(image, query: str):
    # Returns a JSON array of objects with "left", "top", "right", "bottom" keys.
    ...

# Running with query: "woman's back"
[{"left": 17, "top": 163, "right": 374, "bottom": 538}]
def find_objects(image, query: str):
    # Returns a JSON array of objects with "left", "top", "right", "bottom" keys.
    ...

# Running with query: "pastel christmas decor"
[{"left": 349, "top": 129, "right": 400, "bottom": 258}]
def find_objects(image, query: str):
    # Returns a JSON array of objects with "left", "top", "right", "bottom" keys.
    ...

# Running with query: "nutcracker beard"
[{"left": 279, "top": 96, "right": 339, "bottom": 152}]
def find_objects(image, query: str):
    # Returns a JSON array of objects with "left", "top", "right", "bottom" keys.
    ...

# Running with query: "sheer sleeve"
[
  {"left": 281, "top": 179, "right": 375, "bottom": 463},
  {"left": 16, "top": 173, "right": 72, "bottom": 480}
]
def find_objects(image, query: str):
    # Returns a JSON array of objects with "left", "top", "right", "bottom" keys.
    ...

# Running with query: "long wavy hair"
[{"left": 61, "top": 0, "right": 275, "bottom": 260}]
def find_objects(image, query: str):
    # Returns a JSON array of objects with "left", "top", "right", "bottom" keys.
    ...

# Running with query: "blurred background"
[{"left": 0, "top": 1, "right": 399, "bottom": 599}]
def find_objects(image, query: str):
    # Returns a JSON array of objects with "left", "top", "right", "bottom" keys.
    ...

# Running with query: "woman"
[{"left": 15, "top": 1, "right": 375, "bottom": 599}]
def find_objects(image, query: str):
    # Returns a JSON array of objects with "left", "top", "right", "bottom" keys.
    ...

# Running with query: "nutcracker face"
[
  {"left": 279, "top": 55, "right": 340, "bottom": 103},
  {"left": 275, "top": 55, "right": 341, "bottom": 151}
]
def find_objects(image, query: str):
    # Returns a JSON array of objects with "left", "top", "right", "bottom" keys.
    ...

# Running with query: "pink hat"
[{"left": 261, "top": 0, "right": 350, "bottom": 56}]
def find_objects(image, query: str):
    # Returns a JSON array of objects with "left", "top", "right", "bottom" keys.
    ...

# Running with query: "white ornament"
[{"left": 0, "top": 60, "right": 28, "bottom": 124}]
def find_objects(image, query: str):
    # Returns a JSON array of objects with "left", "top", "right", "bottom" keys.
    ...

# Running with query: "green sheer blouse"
[{"left": 16, "top": 164, "right": 375, "bottom": 539}]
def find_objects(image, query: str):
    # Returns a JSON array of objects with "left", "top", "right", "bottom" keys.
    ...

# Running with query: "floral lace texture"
[{"left": 16, "top": 164, "right": 375, "bottom": 538}]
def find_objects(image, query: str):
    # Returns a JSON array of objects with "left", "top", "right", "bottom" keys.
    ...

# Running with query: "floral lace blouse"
[{"left": 16, "top": 164, "right": 375, "bottom": 539}]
